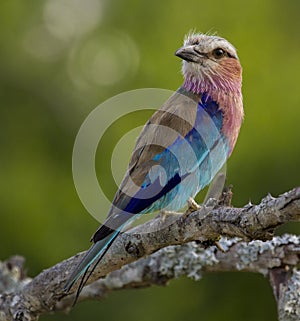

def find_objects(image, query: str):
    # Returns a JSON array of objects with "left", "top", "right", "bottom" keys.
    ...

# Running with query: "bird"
[{"left": 64, "top": 32, "right": 244, "bottom": 300}]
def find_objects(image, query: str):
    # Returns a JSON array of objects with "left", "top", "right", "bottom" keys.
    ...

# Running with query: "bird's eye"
[{"left": 212, "top": 48, "right": 226, "bottom": 59}]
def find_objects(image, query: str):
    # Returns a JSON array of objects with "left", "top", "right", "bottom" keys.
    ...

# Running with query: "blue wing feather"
[{"left": 122, "top": 93, "right": 229, "bottom": 214}]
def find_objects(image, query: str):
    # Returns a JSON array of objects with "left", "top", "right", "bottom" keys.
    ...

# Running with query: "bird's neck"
[
  {"left": 183, "top": 74, "right": 242, "bottom": 98},
  {"left": 182, "top": 76, "right": 244, "bottom": 155}
]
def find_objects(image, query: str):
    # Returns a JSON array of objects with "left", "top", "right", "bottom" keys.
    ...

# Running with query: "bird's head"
[{"left": 175, "top": 33, "right": 242, "bottom": 96}]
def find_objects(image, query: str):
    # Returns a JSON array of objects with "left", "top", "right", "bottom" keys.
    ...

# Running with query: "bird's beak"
[{"left": 175, "top": 45, "right": 204, "bottom": 63}]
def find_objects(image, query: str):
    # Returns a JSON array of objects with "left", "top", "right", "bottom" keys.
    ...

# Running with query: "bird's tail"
[{"left": 64, "top": 229, "right": 119, "bottom": 294}]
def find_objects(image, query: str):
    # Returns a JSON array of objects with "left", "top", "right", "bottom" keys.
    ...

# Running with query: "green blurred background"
[{"left": 1, "top": 0, "right": 299, "bottom": 320}]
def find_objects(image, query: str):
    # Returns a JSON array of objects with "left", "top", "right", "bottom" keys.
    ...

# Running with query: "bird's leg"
[{"left": 185, "top": 197, "right": 201, "bottom": 215}]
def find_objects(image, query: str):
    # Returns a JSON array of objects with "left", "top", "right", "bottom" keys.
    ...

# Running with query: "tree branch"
[
  {"left": 0, "top": 187, "right": 299, "bottom": 320},
  {"left": 58, "top": 235, "right": 300, "bottom": 308}
]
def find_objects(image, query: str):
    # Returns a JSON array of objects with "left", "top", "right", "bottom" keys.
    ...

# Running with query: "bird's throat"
[{"left": 183, "top": 74, "right": 241, "bottom": 98}]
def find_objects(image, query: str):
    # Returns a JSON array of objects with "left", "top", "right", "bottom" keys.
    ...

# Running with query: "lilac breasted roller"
[{"left": 64, "top": 33, "right": 244, "bottom": 299}]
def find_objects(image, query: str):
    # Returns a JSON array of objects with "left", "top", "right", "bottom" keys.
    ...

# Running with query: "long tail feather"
[{"left": 64, "top": 230, "right": 119, "bottom": 293}]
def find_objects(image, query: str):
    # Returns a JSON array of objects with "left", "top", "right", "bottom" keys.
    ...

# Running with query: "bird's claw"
[{"left": 185, "top": 197, "right": 201, "bottom": 215}]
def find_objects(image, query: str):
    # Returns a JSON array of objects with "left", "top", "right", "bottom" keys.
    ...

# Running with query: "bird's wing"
[
  {"left": 91, "top": 90, "right": 198, "bottom": 241},
  {"left": 92, "top": 90, "right": 227, "bottom": 242},
  {"left": 111, "top": 90, "right": 199, "bottom": 209},
  {"left": 113, "top": 90, "right": 228, "bottom": 212}
]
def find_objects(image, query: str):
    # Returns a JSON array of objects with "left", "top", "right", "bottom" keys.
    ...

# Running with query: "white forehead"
[{"left": 184, "top": 33, "right": 238, "bottom": 59}]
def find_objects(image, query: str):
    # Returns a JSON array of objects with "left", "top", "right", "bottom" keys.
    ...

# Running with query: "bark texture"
[{"left": 0, "top": 187, "right": 299, "bottom": 321}]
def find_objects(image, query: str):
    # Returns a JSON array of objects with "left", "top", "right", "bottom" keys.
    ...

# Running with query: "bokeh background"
[{"left": 1, "top": 0, "right": 300, "bottom": 320}]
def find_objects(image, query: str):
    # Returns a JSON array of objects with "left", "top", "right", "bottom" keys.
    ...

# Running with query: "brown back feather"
[{"left": 111, "top": 88, "right": 199, "bottom": 212}]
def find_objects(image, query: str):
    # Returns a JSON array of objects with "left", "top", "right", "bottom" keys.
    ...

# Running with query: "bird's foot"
[
  {"left": 159, "top": 210, "right": 182, "bottom": 222},
  {"left": 185, "top": 197, "right": 201, "bottom": 215},
  {"left": 185, "top": 197, "right": 218, "bottom": 220}
]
